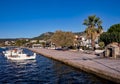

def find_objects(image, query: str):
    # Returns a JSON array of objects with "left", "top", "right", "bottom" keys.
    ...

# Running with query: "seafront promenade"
[{"left": 29, "top": 48, "right": 120, "bottom": 83}]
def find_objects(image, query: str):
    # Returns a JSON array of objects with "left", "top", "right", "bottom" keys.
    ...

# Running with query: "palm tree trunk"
[{"left": 91, "top": 40, "right": 95, "bottom": 50}]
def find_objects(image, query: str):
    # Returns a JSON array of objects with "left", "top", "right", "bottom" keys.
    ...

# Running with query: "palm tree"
[{"left": 83, "top": 15, "right": 103, "bottom": 50}]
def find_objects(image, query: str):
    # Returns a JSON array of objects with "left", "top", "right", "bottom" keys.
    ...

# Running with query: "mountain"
[
  {"left": 0, "top": 39, "right": 17, "bottom": 43},
  {"left": 0, "top": 32, "right": 85, "bottom": 42},
  {"left": 32, "top": 32, "right": 54, "bottom": 40},
  {"left": 74, "top": 32, "right": 85, "bottom": 36},
  {"left": 0, "top": 38, "right": 30, "bottom": 43},
  {"left": 32, "top": 32, "right": 85, "bottom": 40}
]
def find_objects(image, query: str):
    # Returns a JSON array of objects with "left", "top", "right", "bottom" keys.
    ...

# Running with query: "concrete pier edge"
[{"left": 29, "top": 48, "right": 120, "bottom": 83}]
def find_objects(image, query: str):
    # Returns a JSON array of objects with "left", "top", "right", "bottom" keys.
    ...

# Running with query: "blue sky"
[{"left": 0, "top": 0, "right": 120, "bottom": 38}]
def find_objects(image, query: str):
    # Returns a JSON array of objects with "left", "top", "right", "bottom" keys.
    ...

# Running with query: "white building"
[
  {"left": 32, "top": 44, "right": 42, "bottom": 48},
  {"left": 30, "top": 40, "right": 37, "bottom": 43}
]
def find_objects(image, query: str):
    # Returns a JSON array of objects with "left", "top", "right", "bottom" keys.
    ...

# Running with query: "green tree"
[
  {"left": 100, "top": 23, "right": 120, "bottom": 45},
  {"left": 15, "top": 40, "right": 22, "bottom": 46},
  {"left": 51, "top": 30, "right": 75, "bottom": 47},
  {"left": 15, "top": 39, "right": 27, "bottom": 47},
  {"left": 107, "top": 24, "right": 120, "bottom": 33},
  {"left": 83, "top": 15, "right": 103, "bottom": 50},
  {"left": 100, "top": 32, "right": 120, "bottom": 45},
  {"left": 36, "top": 39, "right": 39, "bottom": 44},
  {"left": 41, "top": 42, "right": 46, "bottom": 47}
]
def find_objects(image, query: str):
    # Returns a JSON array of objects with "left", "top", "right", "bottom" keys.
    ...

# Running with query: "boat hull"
[{"left": 7, "top": 55, "right": 36, "bottom": 60}]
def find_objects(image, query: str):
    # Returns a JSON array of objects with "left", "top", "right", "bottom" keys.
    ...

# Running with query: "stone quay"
[{"left": 28, "top": 48, "right": 120, "bottom": 83}]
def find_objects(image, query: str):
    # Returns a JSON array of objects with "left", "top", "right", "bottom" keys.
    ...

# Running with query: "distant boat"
[
  {"left": 1, "top": 47, "right": 6, "bottom": 49},
  {"left": 3, "top": 48, "right": 36, "bottom": 60}
]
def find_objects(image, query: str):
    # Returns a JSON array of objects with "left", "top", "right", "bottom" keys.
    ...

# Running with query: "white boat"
[
  {"left": 1, "top": 47, "right": 6, "bottom": 49},
  {"left": 3, "top": 48, "right": 36, "bottom": 60},
  {"left": 7, "top": 53, "right": 36, "bottom": 60},
  {"left": 3, "top": 48, "right": 22, "bottom": 57}
]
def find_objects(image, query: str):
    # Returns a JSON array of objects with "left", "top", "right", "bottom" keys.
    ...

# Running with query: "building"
[
  {"left": 32, "top": 44, "right": 42, "bottom": 48},
  {"left": 105, "top": 42, "right": 120, "bottom": 58}
]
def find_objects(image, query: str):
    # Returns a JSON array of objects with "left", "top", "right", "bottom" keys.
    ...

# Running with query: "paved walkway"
[{"left": 29, "top": 48, "right": 120, "bottom": 83}]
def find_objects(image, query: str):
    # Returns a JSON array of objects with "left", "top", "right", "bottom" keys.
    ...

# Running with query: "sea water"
[{"left": 0, "top": 48, "right": 115, "bottom": 84}]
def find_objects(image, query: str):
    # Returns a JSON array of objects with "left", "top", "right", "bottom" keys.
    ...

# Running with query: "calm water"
[{"left": 0, "top": 48, "right": 115, "bottom": 84}]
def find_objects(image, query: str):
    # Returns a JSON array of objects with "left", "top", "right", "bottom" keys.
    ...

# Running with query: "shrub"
[{"left": 99, "top": 42, "right": 105, "bottom": 49}]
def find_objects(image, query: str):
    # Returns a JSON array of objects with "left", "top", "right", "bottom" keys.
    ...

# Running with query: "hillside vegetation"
[{"left": 32, "top": 32, "right": 85, "bottom": 40}]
